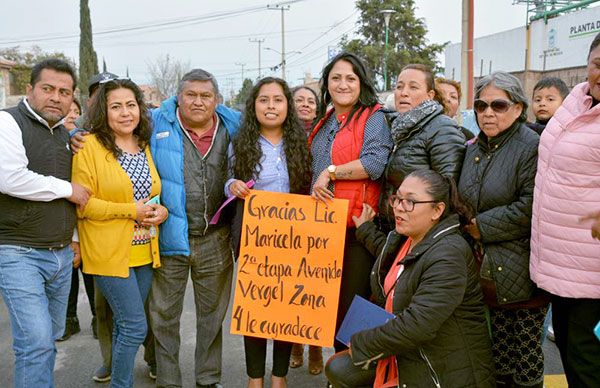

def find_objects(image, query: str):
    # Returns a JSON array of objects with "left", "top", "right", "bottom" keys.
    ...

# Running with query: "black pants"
[
  {"left": 552, "top": 295, "right": 600, "bottom": 388},
  {"left": 490, "top": 306, "right": 547, "bottom": 385},
  {"left": 334, "top": 228, "right": 375, "bottom": 352},
  {"left": 325, "top": 350, "right": 375, "bottom": 388},
  {"left": 66, "top": 266, "right": 95, "bottom": 318},
  {"left": 244, "top": 336, "right": 293, "bottom": 378}
]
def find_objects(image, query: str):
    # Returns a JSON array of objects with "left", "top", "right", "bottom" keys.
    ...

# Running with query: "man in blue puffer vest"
[{"left": 148, "top": 69, "right": 240, "bottom": 388}]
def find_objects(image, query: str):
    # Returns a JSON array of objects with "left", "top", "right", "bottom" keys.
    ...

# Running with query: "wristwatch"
[{"left": 327, "top": 164, "right": 337, "bottom": 181}]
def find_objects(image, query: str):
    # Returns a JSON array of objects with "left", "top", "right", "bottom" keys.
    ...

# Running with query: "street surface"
[{"left": 0, "top": 267, "right": 566, "bottom": 387}]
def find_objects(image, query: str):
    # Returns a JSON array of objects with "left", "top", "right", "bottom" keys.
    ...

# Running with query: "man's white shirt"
[{"left": 0, "top": 98, "right": 73, "bottom": 201}]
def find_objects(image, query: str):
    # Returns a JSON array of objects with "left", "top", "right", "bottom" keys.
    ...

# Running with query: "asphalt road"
[{"left": 0, "top": 269, "right": 564, "bottom": 387}]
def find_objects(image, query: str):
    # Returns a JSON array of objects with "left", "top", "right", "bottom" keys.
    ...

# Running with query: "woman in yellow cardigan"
[{"left": 72, "top": 79, "right": 167, "bottom": 388}]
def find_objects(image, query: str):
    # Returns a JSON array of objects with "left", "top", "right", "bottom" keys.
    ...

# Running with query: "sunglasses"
[
  {"left": 473, "top": 99, "right": 514, "bottom": 113},
  {"left": 98, "top": 76, "right": 130, "bottom": 85}
]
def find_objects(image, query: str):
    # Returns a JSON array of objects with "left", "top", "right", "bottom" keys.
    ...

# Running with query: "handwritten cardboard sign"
[{"left": 230, "top": 190, "right": 348, "bottom": 347}]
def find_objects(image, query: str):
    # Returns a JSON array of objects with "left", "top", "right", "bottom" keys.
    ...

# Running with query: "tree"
[
  {"left": 341, "top": 0, "right": 447, "bottom": 90},
  {"left": 234, "top": 78, "right": 254, "bottom": 109},
  {"left": 146, "top": 54, "right": 190, "bottom": 100},
  {"left": 79, "top": 0, "right": 99, "bottom": 97},
  {"left": 0, "top": 45, "right": 74, "bottom": 94}
]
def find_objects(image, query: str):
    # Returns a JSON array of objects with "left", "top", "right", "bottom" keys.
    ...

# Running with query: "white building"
[{"left": 444, "top": 5, "right": 600, "bottom": 100}]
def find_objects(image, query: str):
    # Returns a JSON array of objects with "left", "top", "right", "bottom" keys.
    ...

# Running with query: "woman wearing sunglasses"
[
  {"left": 326, "top": 170, "right": 494, "bottom": 388},
  {"left": 458, "top": 71, "right": 549, "bottom": 388}
]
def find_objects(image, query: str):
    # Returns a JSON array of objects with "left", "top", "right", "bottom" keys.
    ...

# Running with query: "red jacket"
[{"left": 309, "top": 105, "right": 382, "bottom": 226}]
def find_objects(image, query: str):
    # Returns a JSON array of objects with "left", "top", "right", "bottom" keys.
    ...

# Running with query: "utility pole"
[
  {"left": 235, "top": 62, "right": 246, "bottom": 82},
  {"left": 249, "top": 38, "right": 265, "bottom": 79},
  {"left": 226, "top": 77, "right": 235, "bottom": 104},
  {"left": 461, "top": 0, "right": 474, "bottom": 109},
  {"left": 267, "top": 3, "right": 291, "bottom": 80}
]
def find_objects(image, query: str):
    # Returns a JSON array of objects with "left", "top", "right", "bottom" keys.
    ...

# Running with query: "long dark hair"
[
  {"left": 406, "top": 169, "right": 473, "bottom": 226},
  {"left": 318, "top": 52, "right": 379, "bottom": 124},
  {"left": 232, "top": 77, "right": 312, "bottom": 194},
  {"left": 85, "top": 79, "right": 151, "bottom": 158}
]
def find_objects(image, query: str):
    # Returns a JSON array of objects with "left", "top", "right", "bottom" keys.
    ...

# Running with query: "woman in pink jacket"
[{"left": 530, "top": 32, "right": 600, "bottom": 387}]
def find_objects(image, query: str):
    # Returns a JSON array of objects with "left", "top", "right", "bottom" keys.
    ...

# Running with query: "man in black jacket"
[{"left": 0, "top": 59, "right": 90, "bottom": 387}]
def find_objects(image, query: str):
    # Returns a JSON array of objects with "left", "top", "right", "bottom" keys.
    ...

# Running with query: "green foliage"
[
  {"left": 79, "top": 0, "right": 99, "bottom": 97},
  {"left": 9, "top": 65, "right": 30, "bottom": 95},
  {"left": 234, "top": 78, "right": 254, "bottom": 108},
  {"left": 341, "top": 0, "right": 447, "bottom": 90},
  {"left": 0, "top": 45, "right": 75, "bottom": 94}
]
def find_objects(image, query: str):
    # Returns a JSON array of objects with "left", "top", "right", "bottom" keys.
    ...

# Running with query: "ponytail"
[{"left": 443, "top": 175, "right": 474, "bottom": 225}]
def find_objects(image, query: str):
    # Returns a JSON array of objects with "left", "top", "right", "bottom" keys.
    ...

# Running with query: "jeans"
[
  {"left": 149, "top": 227, "right": 233, "bottom": 387},
  {"left": 0, "top": 244, "right": 73, "bottom": 388},
  {"left": 325, "top": 350, "right": 375, "bottom": 388},
  {"left": 541, "top": 304, "right": 552, "bottom": 343},
  {"left": 95, "top": 281, "right": 156, "bottom": 369},
  {"left": 95, "top": 264, "right": 153, "bottom": 388}
]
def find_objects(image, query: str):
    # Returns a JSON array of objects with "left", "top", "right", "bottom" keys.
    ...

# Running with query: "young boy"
[
  {"left": 530, "top": 78, "right": 570, "bottom": 345},
  {"left": 528, "top": 77, "right": 569, "bottom": 134}
]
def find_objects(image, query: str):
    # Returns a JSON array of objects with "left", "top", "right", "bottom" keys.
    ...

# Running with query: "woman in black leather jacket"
[{"left": 377, "top": 64, "right": 466, "bottom": 232}]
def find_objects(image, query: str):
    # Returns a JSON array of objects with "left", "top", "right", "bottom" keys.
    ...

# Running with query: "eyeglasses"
[
  {"left": 388, "top": 195, "right": 437, "bottom": 212},
  {"left": 473, "top": 99, "right": 514, "bottom": 114}
]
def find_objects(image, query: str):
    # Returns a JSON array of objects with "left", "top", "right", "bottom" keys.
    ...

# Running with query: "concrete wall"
[{"left": 444, "top": 26, "right": 527, "bottom": 81}]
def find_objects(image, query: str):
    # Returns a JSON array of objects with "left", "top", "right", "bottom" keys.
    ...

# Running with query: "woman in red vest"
[{"left": 308, "top": 52, "right": 393, "bottom": 353}]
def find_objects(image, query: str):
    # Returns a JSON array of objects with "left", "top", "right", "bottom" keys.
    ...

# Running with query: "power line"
[
  {"left": 295, "top": 11, "right": 357, "bottom": 53},
  {"left": 0, "top": 0, "right": 306, "bottom": 45},
  {"left": 249, "top": 38, "right": 266, "bottom": 78},
  {"left": 285, "top": 25, "right": 357, "bottom": 69},
  {"left": 261, "top": 11, "right": 357, "bottom": 73},
  {"left": 89, "top": 27, "right": 326, "bottom": 48}
]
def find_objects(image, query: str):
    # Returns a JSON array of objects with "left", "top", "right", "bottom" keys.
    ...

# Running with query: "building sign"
[
  {"left": 444, "top": 5, "right": 600, "bottom": 79},
  {"left": 569, "top": 20, "right": 600, "bottom": 38}
]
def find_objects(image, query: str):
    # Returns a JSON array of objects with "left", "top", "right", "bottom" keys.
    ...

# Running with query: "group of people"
[{"left": 0, "top": 32, "right": 599, "bottom": 388}]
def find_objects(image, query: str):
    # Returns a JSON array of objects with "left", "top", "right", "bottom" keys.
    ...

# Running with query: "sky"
[{"left": 0, "top": 0, "right": 549, "bottom": 97}]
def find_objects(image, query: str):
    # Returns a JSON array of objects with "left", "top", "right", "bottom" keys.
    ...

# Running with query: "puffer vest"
[
  {"left": 0, "top": 101, "right": 76, "bottom": 248},
  {"left": 309, "top": 105, "right": 382, "bottom": 226}
]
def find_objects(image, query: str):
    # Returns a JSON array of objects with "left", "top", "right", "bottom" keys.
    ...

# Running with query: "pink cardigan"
[{"left": 530, "top": 82, "right": 600, "bottom": 298}]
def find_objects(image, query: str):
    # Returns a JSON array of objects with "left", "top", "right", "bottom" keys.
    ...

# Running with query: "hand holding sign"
[{"left": 230, "top": 190, "right": 348, "bottom": 347}]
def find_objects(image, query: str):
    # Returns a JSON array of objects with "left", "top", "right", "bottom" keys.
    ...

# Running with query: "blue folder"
[{"left": 336, "top": 295, "right": 395, "bottom": 346}]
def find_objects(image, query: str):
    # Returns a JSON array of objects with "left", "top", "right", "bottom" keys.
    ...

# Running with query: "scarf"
[
  {"left": 374, "top": 238, "right": 412, "bottom": 388},
  {"left": 389, "top": 99, "right": 443, "bottom": 146}
]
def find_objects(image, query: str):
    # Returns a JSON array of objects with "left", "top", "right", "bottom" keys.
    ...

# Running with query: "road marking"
[{"left": 544, "top": 374, "right": 567, "bottom": 388}]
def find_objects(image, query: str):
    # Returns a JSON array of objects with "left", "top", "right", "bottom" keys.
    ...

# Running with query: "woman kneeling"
[{"left": 325, "top": 170, "right": 494, "bottom": 388}]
